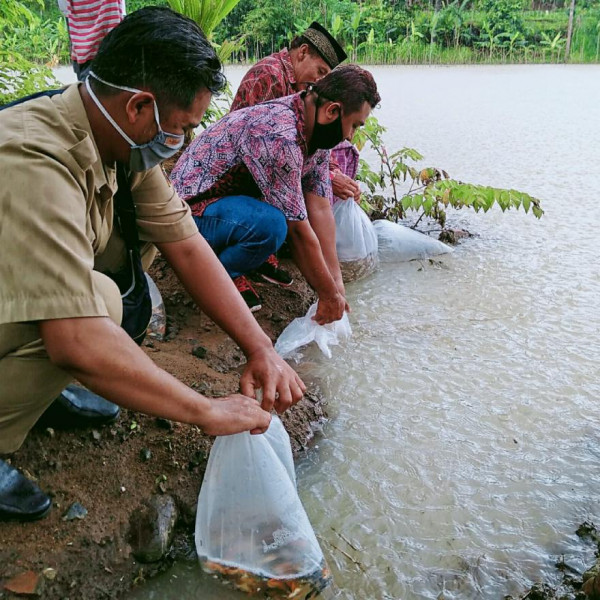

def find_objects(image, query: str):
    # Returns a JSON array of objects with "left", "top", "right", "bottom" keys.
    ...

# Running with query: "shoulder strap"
[
  {"left": 114, "top": 164, "right": 141, "bottom": 252},
  {"left": 0, "top": 88, "right": 66, "bottom": 111}
]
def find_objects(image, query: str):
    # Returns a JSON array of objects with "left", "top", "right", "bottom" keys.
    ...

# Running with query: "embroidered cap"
[{"left": 302, "top": 21, "right": 347, "bottom": 69}]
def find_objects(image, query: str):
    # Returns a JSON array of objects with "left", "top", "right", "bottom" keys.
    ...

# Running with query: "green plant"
[
  {"left": 354, "top": 115, "right": 543, "bottom": 230},
  {"left": 0, "top": 0, "right": 60, "bottom": 104}
]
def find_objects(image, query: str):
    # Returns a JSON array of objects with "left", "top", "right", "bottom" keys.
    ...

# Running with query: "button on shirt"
[
  {"left": 0, "top": 83, "right": 197, "bottom": 325},
  {"left": 170, "top": 93, "right": 331, "bottom": 222}
]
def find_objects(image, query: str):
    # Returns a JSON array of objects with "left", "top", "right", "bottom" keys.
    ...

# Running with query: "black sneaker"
[
  {"left": 233, "top": 276, "right": 262, "bottom": 312},
  {"left": 254, "top": 254, "right": 293, "bottom": 287}
]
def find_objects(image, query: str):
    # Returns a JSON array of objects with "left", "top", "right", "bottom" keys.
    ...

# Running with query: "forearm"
[
  {"left": 287, "top": 221, "right": 339, "bottom": 299},
  {"left": 157, "top": 234, "right": 272, "bottom": 358},
  {"left": 40, "top": 317, "right": 210, "bottom": 425},
  {"left": 305, "top": 194, "right": 344, "bottom": 290}
]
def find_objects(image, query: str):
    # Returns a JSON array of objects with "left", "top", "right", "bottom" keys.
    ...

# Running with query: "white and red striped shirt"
[{"left": 67, "top": 0, "right": 125, "bottom": 64}]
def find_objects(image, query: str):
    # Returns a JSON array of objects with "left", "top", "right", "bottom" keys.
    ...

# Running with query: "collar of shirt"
[
  {"left": 56, "top": 83, "right": 117, "bottom": 197},
  {"left": 278, "top": 48, "right": 297, "bottom": 90}
]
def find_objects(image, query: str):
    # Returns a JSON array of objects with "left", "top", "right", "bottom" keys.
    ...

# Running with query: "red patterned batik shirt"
[
  {"left": 230, "top": 49, "right": 297, "bottom": 112},
  {"left": 170, "top": 93, "right": 331, "bottom": 221}
]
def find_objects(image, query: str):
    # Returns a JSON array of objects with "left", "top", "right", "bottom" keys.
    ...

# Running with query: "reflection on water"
[{"left": 131, "top": 64, "right": 600, "bottom": 599}]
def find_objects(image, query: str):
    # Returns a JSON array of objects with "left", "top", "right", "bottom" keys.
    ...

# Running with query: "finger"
[
  {"left": 239, "top": 373, "right": 256, "bottom": 399},
  {"left": 295, "top": 373, "right": 307, "bottom": 394},
  {"left": 274, "top": 383, "right": 293, "bottom": 414},
  {"left": 250, "top": 411, "right": 271, "bottom": 435},
  {"left": 261, "top": 377, "right": 277, "bottom": 412}
]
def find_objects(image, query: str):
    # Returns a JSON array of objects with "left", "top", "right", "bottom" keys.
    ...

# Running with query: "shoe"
[
  {"left": 254, "top": 254, "right": 293, "bottom": 287},
  {"left": 233, "top": 276, "right": 262, "bottom": 313},
  {"left": 39, "top": 385, "right": 120, "bottom": 429},
  {"left": 0, "top": 460, "right": 51, "bottom": 521}
]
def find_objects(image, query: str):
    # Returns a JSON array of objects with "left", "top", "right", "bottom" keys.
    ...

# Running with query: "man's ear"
[
  {"left": 124, "top": 92, "right": 154, "bottom": 124},
  {"left": 325, "top": 101, "right": 342, "bottom": 121},
  {"left": 297, "top": 43, "right": 310, "bottom": 62}
]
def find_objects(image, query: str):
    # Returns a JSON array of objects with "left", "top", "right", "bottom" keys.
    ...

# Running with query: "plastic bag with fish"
[
  {"left": 333, "top": 199, "right": 378, "bottom": 282},
  {"left": 373, "top": 219, "right": 453, "bottom": 262},
  {"left": 274, "top": 302, "right": 351, "bottom": 361},
  {"left": 196, "top": 416, "right": 333, "bottom": 599}
]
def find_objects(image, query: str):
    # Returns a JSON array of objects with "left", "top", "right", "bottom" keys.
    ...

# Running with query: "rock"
[
  {"left": 91, "top": 430, "right": 101, "bottom": 441},
  {"left": 128, "top": 495, "right": 178, "bottom": 563},
  {"left": 155, "top": 418, "right": 172, "bottom": 430},
  {"left": 140, "top": 448, "right": 152, "bottom": 462},
  {"left": 438, "top": 228, "right": 471, "bottom": 245},
  {"left": 62, "top": 502, "right": 88, "bottom": 521},
  {"left": 45, "top": 428, "right": 55, "bottom": 438},
  {"left": 583, "top": 576, "right": 600, "bottom": 599},
  {"left": 42, "top": 568, "right": 57, "bottom": 581},
  {"left": 3, "top": 570, "right": 43, "bottom": 596},
  {"left": 191, "top": 345, "right": 207, "bottom": 359}
]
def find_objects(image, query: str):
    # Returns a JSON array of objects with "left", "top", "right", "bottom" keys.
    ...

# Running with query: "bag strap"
[
  {"left": 114, "top": 164, "right": 141, "bottom": 252},
  {"left": 0, "top": 88, "right": 65, "bottom": 111}
]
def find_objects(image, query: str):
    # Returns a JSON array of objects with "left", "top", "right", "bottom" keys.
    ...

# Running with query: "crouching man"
[
  {"left": 170, "top": 65, "right": 381, "bottom": 320},
  {"left": 0, "top": 7, "right": 304, "bottom": 522}
]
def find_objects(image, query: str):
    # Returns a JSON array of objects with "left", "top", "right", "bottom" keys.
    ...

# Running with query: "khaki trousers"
[{"left": 0, "top": 272, "right": 122, "bottom": 454}]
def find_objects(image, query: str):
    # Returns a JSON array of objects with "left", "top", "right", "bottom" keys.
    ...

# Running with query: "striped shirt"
[{"left": 67, "top": 0, "right": 125, "bottom": 64}]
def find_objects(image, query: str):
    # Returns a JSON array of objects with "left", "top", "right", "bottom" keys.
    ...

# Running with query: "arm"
[
  {"left": 304, "top": 192, "right": 346, "bottom": 301},
  {"left": 286, "top": 219, "right": 346, "bottom": 325},
  {"left": 156, "top": 232, "right": 305, "bottom": 412},
  {"left": 40, "top": 316, "right": 271, "bottom": 435}
]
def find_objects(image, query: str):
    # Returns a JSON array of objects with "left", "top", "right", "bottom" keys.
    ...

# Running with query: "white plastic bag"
[
  {"left": 196, "top": 417, "right": 332, "bottom": 597},
  {"left": 274, "top": 303, "right": 352, "bottom": 360},
  {"left": 144, "top": 273, "right": 166, "bottom": 340},
  {"left": 373, "top": 219, "right": 453, "bottom": 263},
  {"left": 333, "top": 200, "right": 378, "bottom": 282}
]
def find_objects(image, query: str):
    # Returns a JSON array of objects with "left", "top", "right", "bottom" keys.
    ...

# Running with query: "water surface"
[{"left": 124, "top": 64, "right": 600, "bottom": 599}]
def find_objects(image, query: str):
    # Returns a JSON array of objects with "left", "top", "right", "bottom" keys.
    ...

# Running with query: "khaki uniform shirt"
[{"left": 0, "top": 83, "right": 198, "bottom": 325}]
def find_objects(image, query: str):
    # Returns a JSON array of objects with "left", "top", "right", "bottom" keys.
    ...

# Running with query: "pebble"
[
  {"left": 140, "top": 448, "right": 152, "bottom": 462},
  {"left": 191, "top": 345, "right": 207, "bottom": 359},
  {"left": 91, "top": 430, "right": 101, "bottom": 441},
  {"left": 42, "top": 568, "right": 57, "bottom": 581},
  {"left": 62, "top": 502, "right": 88, "bottom": 521}
]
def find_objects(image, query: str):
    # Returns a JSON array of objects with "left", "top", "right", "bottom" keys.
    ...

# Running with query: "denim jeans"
[{"left": 193, "top": 195, "right": 288, "bottom": 279}]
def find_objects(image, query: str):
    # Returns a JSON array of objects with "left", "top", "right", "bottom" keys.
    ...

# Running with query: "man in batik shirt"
[
  {"left": 231, "top": 22, "right": 362, "bottom": 286},
  {"left": 171, "top": 65, "right": 380, "bottom": 322}
]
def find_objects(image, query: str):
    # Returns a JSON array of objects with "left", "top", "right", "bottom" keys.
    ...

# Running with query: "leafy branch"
[{"left": 353, "top": 115, "right": 543, "bottom": 230}]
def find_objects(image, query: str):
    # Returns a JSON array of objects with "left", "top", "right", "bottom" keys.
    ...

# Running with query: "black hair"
[
  {"left": 312, "top": 64, "right": 380, "bottom": 114},
  {"left": 90, "top": 6, "right": 226, "bottom": 109}
]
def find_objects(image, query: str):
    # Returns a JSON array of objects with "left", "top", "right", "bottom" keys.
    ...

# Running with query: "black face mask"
[{"left": 309, "top": 101, "right": 344, "bottom": 152}]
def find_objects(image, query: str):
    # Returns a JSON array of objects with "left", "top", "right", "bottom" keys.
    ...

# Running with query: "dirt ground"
[{"left": 0, "top": 258, "right": 327, "bottom": 600}]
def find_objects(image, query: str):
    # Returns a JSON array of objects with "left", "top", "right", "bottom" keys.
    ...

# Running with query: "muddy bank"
[{"left": 0, "top": 258, "right": 327, "bottom": 600}]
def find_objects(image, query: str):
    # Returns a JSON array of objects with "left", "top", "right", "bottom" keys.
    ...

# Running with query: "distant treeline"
[{"left": 7, "top": 0, "right": 600, "bottom": 64}]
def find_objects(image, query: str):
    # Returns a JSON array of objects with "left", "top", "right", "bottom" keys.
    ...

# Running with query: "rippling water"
[{"left": 120, "top": 64, "right": 600, "bottom": 599}]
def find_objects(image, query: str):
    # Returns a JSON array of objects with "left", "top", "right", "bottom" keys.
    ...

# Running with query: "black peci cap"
[{"left": 302, "top": 21, "right": 347, "bottom": 69}]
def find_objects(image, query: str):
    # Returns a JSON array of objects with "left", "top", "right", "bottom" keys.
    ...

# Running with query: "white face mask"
[{"left": 85, "top": 71, "right": 185, "bottom": 172}]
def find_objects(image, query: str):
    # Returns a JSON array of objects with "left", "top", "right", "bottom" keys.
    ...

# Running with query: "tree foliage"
[{"left": 354, "top": 116, "right": 543, "bottom": 229}]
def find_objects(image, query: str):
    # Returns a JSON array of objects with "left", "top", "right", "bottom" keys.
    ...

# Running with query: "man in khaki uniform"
[{"left": 0, "top": 6, "right": 305, "bottom": 521}]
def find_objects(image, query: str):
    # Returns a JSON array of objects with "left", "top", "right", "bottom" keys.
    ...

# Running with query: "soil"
[{"left": 0, "top": 258, "right": 327, "bottom": 600}]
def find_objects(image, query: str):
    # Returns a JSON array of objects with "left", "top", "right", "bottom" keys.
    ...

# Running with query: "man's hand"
[
  {"left": 314, "top": 292, "right": 346, "bottom": 325},
  {"left": 240, "top": 347, "right": 306, "bottom": 413},
  {"left": 204, "top": 394, "right": 272, "bottom": 436},
  {"left": 332, "top": 170, "right": 360, "bottom": 203}
]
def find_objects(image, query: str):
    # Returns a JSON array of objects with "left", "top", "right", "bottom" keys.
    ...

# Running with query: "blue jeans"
[{"left": 193, "top": 195, "right": 288, "bottom": 279}]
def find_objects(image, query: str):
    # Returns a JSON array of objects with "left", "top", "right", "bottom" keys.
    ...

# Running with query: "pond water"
[{"left": 92, "top": 64, "right": 600, "bottom": 599}]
